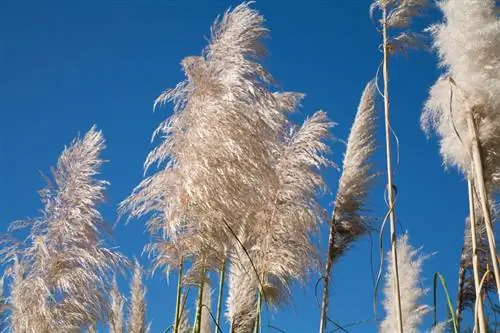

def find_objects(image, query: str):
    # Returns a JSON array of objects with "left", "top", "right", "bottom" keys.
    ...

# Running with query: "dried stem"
[
  {"left": 174, "top": 262, "right": 184, "bottom": 333},
  {"left": 319, "top": 221, "right": 335, "bottom": 333},
  {"left": 466, "top": 111, "right": 500, "bottom": 301},
  {"left": 382, "top": 7, "right": 404, "bottom": 333},
  {"left": 467, "top": 179, "right": 487, "bottom": 333}
]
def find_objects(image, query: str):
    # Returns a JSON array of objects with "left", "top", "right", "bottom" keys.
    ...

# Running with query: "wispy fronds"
[
  {"left": 110, "top": 278, "right": 124, "bottom": 333},
  {"left": 422, "top": 0, "right": 500, "bottom": 188},
  {"left": 319, "top": 81, "right": 376, "bottom": 333},
  {"left": 120, "top": 1, "right": 293, "bottom": 278},
  {"left": 200, "top": 280, "right": 212, "bottom": 333},
  {"left": 370, "top": 0, "right": 428, "bottom": 55},
  {"left": 380, "top": 234, "right": 429, "bottom": 333},
  {"left": 333, "top": 81, "right": 377, "bottom": 260},
  {"left": 250, "top": 110, "right": 333, "bottom": 303},
  {"left": 371, "top": 0, "right": 428, "bottom": 29},
  {"left": 128, "top": 261, "right": 147, "bottom": 333},
  {"left": 4, "top": 127, "right": 126, "bottom": 332}
]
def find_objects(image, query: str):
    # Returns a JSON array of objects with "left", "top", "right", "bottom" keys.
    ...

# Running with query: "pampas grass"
[
  {"left": 128, "top": 261, "right": 148, "bottom": 333},
  {"left": 3, "top": 127, "right": 126, "bottom": 333},
  {"left": 110, "top": 278, "right": 124, "bottom": 333},
  {"left": 319, "top": 81, "right": 377, "bottom": 333},
  {"left": 380, "top": 234, "right": 429, "bottom": 333},
  {"left": 370, "top": 1, "right": 429, "bottom": 330},
  {"left": 423, "top": 1, "right": 500, "bottom": 330}
]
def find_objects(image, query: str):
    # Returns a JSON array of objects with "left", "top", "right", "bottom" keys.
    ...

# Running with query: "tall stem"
[
  {"left": 215, "top": 260, "right": 226, "bottom": 333},
  {"left": 253, "top": 290, "right": 262, "bottom": 333},
  {"left": 381, "top": 7, "right": 404, "bottom": 333},
  {"left": 319, "top": 215, "right": 336, "bottom": 333},
  {"left": 193, "top": 269, "right": 206, "bottom": 333},
  {"left": 174, "top": 262, "right": 184, "bottom": 333},
  {"left": 468, "top": 179, "right": 488, "bottom": 333},
  {"left": 466, "top": 111, "right": 500, "bottom": 300}
]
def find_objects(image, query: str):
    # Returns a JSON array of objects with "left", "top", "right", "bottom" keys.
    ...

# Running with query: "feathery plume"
[
  {"left": 319, "top": 81, "right": 377, "bottom": 333},
  {"left": 110, "top": 278, "right": 124, "bottom": 333},
  {"left": 120, "top": 1, "right": 291, "bottom": 279},
  {"left": 4, "top": 127, "right": 125, "bottom": 332},
  {"left": 371, "top": 0, "right": 428, "bottom": 29},
  {"left": 128, "top": 261, "right": 147, "bottom": 333},
  {"left": 332, "top": 81, "right": 377, "bottom": 260},
  {"left": 255, "top": 110, "right": 333, "bottom": 300},
  {"left": 380, "top": 234, "right": 429, "bottom": 333},
  {"left": 422, "top": 0, "right": 500, "bottom": 305},
  {"left": 422, "top": 0, "right": 500, "bottom": 189}
]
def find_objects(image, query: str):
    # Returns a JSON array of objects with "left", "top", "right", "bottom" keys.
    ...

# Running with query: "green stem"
[
  {"left": 215, "top": 260, "right": 226, "bottom": 333},
  {"left": 173, "top": 262, "right": 184, "bottom": 333},
  {"left": 433, "top": 272, "right": 459, "bottom": 333},
  {"left": 253, "top": 290, "right": 262, "bottom": 333},
  {"left": 193, "top": 269, "right": 206, "bottom": 333}
]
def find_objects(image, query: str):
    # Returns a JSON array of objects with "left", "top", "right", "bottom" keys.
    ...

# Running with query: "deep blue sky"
[{"left": 0, "top": 1, "right": 474, "bottom": 332}]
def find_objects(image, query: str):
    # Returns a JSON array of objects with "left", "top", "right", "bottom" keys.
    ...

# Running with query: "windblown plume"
[
  {"left": 251, "top": 111, "right": 333, "bottom": 302},
  {"left": 380, "top": 234, "right": 429, "bottom": 333},
  {"left": 332, "top": 81, "right": 377, "bottom": 261},
  {"left": 371, "top": 0, "right": 428, "bottom": 28},
  {"left": 422, "top": 0, "right": 500, "bottom": 190},
  {"left": 4, "top": 127, "right": 126, "bottom": 332},
  {"left": 119, "top": 2, "right": 296, "bottom": 278},
  {"left": 319, "top": 82, "right": 376, "bottom": 333},
  {"left": 110, "top": 278, "right": 124, "bottom": 333},
  {"left": 370, "top": 0, "right": 428, "bottom": 53},
  {"left": 200, "top": 280, "right": 212, "bottom": 333},
  {"left": 128, "top": 261, "right": 147, "bottom": 333}
]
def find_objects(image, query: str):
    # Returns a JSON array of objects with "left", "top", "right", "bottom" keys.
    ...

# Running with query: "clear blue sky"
[{"left": 0, "top": 1, "right": 473, "bottom": 332}]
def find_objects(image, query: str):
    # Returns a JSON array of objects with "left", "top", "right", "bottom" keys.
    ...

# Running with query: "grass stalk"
[
  {"left": 319, "top": 216, "right": 336, "bottom": 333},
  {"left": 466, "top": 111, "right": 500, "bottom": 302},
  {"left": 381, "top": 6, "right": 404, "bottom": 333},
  {"left": 173, "top": 262, "right": 184, "bottom": 333},
  {"left": 467, "top": 110, "right": 500, "bottom": 301},
  {"left": 193, "top": 269, "right": 206, "bottom": 333},
  {"left": 215, "top": 260, "right": 226, "bottom": 333},
  {"left": 467, "top": 179, "right": 488, "bottom": 333},
  {"left": 253, "top": 290, "right": 262, "bottom": 333}
]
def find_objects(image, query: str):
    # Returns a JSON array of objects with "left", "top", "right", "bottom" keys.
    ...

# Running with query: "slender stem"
[
  {"left": 215, "top": 260, "right": 226, "bottom": 333},
  {"left": 467, "top": 111, "right": 500, "bottom": 301},
  {"left": 468, "top": 179, "right": 488, "bottom": 333},
  {"left": 381, "top": 7, "right": 404, "bottom": 333},
  {"left": 253, "top": 290, "right": 262, "bottom": 333},
  {"left": 174, "top": 262, "right": 184, "bottom": 333},
  {"left": 193, "top": 269, "right": 206, "bottom": 333},
  {"left": 319, "top": 215, "right": 336, "bottom": 333}
]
